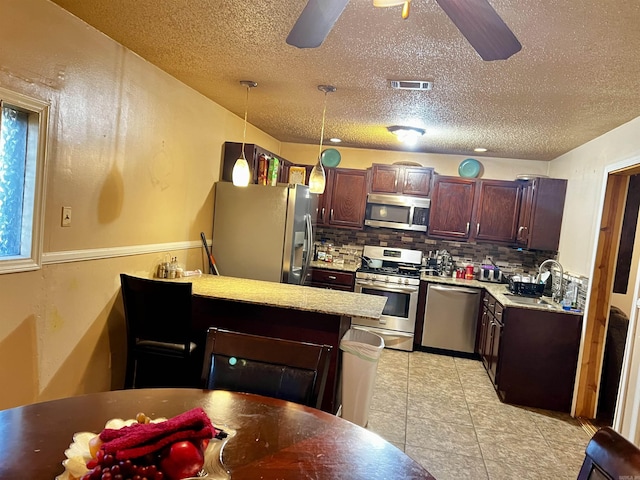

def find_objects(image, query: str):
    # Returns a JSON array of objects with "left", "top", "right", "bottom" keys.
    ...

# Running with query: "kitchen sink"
[{"left": 503, "top": 294, "right": 555, "bottom": 307}]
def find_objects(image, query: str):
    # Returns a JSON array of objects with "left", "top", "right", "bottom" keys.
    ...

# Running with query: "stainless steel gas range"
[{"left": 352, "top": 245, "right": 423, "bottom": 351}]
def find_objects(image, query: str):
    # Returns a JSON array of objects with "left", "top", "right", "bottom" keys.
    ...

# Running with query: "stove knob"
[
  {"left": 384, "top": 276, "right": 389, "bottom": 282},
  {"left": 403, "top": 278, "right": 409, "bottom": 285}
]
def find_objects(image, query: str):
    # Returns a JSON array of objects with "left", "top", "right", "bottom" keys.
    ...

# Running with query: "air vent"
[{"left": 389, "top": 80, "right": 432, "bottom": 91}]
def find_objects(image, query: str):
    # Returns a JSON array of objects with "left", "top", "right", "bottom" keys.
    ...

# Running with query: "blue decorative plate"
[
  {"left": 458, "top": 158, "right": 481, "bottom": 178},
  {"left": 321, "top": 148, "right": 341, "bottom": 167}
]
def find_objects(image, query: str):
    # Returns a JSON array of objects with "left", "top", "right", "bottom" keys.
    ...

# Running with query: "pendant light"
[
  {"left": 308, "top": 85, "right": 336, "bottom": 194},
  {"left": 232, "top": 80, "right": 258, "bottom": 187}
]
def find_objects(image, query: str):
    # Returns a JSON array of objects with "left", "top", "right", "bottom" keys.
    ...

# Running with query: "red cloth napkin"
[{"left": 99, "top": 407, "right": 218, "bottom": 460}]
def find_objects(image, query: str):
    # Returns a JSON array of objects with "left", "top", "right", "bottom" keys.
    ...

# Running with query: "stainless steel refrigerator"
[{"left": 212, "top": 181, "right": 315, "bottom": 284}]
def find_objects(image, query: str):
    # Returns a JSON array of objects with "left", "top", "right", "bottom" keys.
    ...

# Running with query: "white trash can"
[{"left": 339, "top": 328, "right": 384, "bottom": 427}]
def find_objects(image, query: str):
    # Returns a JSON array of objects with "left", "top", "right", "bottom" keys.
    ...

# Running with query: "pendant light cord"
[
  {"left": 241, "top": 85, "right": 250, "bottom": 158},
  {"left": 317, "top": 90, "right": 329, "bottom": 160}
]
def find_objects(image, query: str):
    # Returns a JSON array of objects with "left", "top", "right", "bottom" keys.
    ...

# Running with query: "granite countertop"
[
  {"left": 146, "top": 273, "right": 385, "bottom": 321},
  {"left": 309, "top": 261, "right": 359, "bottom": 273},
  {"left": 421, "top": 274, "right": 582, "bottom": 316}
]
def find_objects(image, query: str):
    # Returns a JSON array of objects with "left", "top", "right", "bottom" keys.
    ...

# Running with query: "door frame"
[{"left": 573, "top": 154, "right": 640, "bottom": 442}]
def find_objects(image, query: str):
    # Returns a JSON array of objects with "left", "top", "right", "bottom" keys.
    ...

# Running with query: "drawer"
[
  {"left": 310, "top": 269, "right": 354, "bottom": 288},
  {"left": 483, "top": 292, "right": 497, "bottom": 314}
]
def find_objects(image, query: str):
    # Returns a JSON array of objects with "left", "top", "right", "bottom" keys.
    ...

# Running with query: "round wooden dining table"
[{"left": 0, "top": 388, "right": 435, "bottom": 479}]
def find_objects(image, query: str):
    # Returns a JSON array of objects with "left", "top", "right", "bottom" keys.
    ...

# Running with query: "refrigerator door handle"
[{"left": 301, "top": 213, "right": 313, "bottom": 285}]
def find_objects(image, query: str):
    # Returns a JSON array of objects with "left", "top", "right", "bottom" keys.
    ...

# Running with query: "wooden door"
[
  {"left": 327, "top": 169, "right": 368, "bottom": 228},
  {"left": 474, "top": 180, "right": 521, "bottom": 243},
  {"left": 428, "top": 176, "right": 476, "bottom": 240},
  {"left": 402, "top": 167, "right": 432, "bottom": 196}
]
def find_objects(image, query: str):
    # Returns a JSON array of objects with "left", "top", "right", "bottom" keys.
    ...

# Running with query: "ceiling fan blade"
[
  {"left": 435, "top": 0, "right": 522, "bottom": 61},
  {"left": 286, "top": 0, "right": 351, "bottom": 48}
]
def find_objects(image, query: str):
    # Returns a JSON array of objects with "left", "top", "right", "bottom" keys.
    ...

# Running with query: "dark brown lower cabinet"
[
  {"left": 306, "top": 268, "right": 355, "bottom": 291},
  {"left": 479, "top": 292, "right": 583, "bottom": 412}
]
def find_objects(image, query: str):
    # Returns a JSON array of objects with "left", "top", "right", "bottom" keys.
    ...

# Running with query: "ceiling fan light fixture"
[
  {"left": 387, "top": 125, "right": 425, "bottom": 146},
  {"left": 373, "top": 0, "right": 411, "bottom": 19},
  {"left": 309, "top": 85, "right": 337, "bottom": 194},
  {"left": 232, "top": 80, "right": 258, "bottom": 187}
]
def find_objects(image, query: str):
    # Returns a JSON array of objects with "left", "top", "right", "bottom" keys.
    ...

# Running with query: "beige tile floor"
[{"left": 366, "top": 349, "right": 593, "bottom": 480}]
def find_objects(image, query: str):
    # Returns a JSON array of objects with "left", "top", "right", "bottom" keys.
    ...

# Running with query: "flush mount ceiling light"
[
  {"left": 231, "top": 80, "right": 258, "bottom": 187},
  {"left": 387, "top": 125, "right": 425, "bottom": 146},
  {"left": 308, "top": 85, "right": 336, "bottom": 195}
]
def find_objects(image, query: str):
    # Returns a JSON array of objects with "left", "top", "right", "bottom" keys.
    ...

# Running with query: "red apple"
[{"left": 159, "top": 440, "right": 205, "bottom": 480}]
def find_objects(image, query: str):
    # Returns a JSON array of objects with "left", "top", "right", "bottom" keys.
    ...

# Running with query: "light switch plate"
[{"left": 61, "top": 206, "right": 71, "bottom": 227}]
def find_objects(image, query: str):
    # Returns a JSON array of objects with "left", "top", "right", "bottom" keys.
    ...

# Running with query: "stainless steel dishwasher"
[{"left": 421, "top": 284, "right": 481, "bottom": 353}]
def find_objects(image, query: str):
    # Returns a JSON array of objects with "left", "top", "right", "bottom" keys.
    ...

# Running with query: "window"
[{"left": 0, "top": 87, "right": 48, "bottom": 274}]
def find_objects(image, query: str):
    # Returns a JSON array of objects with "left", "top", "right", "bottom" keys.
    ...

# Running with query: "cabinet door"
[
  {"left": 402, "top": 167, "right": 432, "bottom": 196},
  {"left": 428, "top": 176, "right": 476, "bottom": 240},
  {"left": 370, "top": 165, "right": 400, "bottom": 194},
  {"left": 488, "top": 319, "right": 503, "bottom": 384},
  {"left": 516, "top": 182, "right": 534, "bottom": 246},
  {"left": 474, "top": 180, "right": 521, "bottom": 243},
  {"left": 327, "top": 169, "right": 368, "bottom": 228},
  {"left": 479, "top": 307, "right": 491, "bottom": 369},
  {"left": 526, "top": 177, "right": 568, "bottom": 251}
]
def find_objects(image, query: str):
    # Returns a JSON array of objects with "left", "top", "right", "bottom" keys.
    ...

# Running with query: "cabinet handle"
[
  {"left": 328, "top": 275, "right": 337, "bottom": 280},
  {"left": 518, "top": 226, "right": 525, "bottom": 234},
  {"left": 321, "top": 207, "right": 325, "bottom": 221},
  {"left": 466, "top": 222, "right": 470, "bottom": 235},
  {"left": 330, "top": 209, "right": 334, "bottom": 221},
  {"left": 495, "top": 311, "right": 502, "bottom": 318},
  {"left": 476, "top": 223, "right": 480, "bottom": 235}
]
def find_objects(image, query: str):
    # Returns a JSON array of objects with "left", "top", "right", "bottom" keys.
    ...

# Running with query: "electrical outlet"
[{"left": 61, "top": 206, "right": 71, "bottom": 227}]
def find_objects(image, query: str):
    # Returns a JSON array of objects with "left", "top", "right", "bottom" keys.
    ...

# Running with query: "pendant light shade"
[
  {"left": 309, "top": 85, "right": 336, "bottom": 194},
  {"left": 232, "top": 156, "right": 251, "bottom": 186},
  {"left": 308, "top": 162, "right": 326, "bottom": 194},
  {"left": 232, "top": 80, "right": 258, "bottom": 187}
]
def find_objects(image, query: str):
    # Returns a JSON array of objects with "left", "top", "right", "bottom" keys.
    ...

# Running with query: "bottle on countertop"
[{"left": 168, "top": 257, "right": 178, "bottom": 279}]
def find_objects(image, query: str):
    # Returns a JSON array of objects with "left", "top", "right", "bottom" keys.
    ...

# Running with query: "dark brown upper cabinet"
[
  {"left": 317, "top": 168, "right": 368, "bottom": 229},
  {"left": 369, "top": 164, "right": 433, "bottom": 197},
  {"left": 474, "top": 180, "right": 521, "bottom": 244},
  {"left": 428, "top": 176, "right": 477, "bottom": 240},
  {"left": 428, "top": 176, "right": 521, "bottom": 244},
  {"left": 515, "top": 177, "right": 567, "bottom": 251},
  {"left": 221, "top": 142, "right": 292, "bottom": 184}
]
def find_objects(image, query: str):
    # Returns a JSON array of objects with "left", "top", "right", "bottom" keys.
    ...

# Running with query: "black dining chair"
[
  {"left": 576, "top": 426, "right": 640, "bottom": 479},
  {"left": 201, "top": 327, "right": 333, "bottom": 409},
  {"left": 120, "top": 274, "right": 198, "bottom": 389}
]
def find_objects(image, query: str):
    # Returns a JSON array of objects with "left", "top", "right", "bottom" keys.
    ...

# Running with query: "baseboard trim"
[{"left": 42, "top": 240, "right": 205, "bottom": 265}]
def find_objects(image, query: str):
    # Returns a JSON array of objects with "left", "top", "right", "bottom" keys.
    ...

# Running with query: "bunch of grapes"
[{"left": 81, "top": 453, "right": 165, "bottom": 480}]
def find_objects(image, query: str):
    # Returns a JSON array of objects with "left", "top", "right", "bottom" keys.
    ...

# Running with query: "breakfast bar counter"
[
  {"left": 182, "top": 273, "right": 386, "bottom": 321},
  {"left": 135, "top": 273, "right": 387, "bottom": 414}
]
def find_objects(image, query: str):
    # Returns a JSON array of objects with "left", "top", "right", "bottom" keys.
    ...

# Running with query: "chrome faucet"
[{"left": 538, "top": 259, "right": 564, "bottom": 303}]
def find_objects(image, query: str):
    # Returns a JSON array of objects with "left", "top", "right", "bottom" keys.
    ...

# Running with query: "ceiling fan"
[{"left": 286, "top": 0, "right": 522, "bottom": 61}]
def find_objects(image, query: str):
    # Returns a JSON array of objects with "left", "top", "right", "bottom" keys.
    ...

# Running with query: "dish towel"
[{"left": 99, "top": 407, "right": 226, "bottom": 460}]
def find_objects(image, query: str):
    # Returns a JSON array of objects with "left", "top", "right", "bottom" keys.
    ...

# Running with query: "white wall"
[{"left": 550, "top": 116, "right": 640, "bottom": 276}]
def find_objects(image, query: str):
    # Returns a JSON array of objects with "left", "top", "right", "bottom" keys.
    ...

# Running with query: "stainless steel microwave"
[{"left": 364, "top": 193, "right": 430, "bottom": 232}]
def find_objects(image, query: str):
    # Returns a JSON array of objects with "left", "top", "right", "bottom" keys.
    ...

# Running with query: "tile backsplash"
[
  {"left": 316, "top": 226, "right": 590, "bottom": 310},
  {"left": 316, "top": 226, "right": 553, "bottom": 274}
]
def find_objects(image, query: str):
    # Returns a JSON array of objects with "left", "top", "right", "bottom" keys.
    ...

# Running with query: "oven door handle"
[{"left": 356, "top": 281, "right": 419, "bottom": 294}]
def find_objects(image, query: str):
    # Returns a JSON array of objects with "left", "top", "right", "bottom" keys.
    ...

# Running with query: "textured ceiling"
[{"left": 50, "top": 0, "right": 640, "bottom": 161}]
